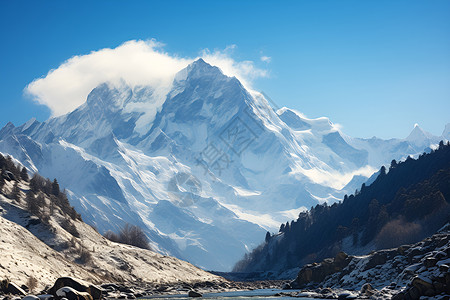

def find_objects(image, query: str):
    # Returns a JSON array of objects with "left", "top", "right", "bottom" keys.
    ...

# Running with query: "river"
[{"left": 143, "top": 289, "right": 321, "bottom": 300}]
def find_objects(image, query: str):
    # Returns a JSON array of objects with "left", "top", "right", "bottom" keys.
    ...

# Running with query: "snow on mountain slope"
[
  {"left": 0, "top": 59, "right": 446, "bottom": 271},
  {"left": 0, "top": 179, "right": 220, "bottom": 290}
]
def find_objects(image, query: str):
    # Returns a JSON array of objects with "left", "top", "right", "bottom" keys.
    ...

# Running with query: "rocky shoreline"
[
  {"left": 1, "top": 276, "right": 290, "bottom": 300},
  {"left": 2, "top": 275, "right": 450, "bottom": 300},
  {"left": 2, "top": 226, "right": 450, "bottom": 300}
]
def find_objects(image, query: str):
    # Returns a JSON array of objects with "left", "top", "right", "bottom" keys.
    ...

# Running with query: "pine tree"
[
  {"left": 380, "top": 165, "right": 387, "bottom": 176},
  {"left": 26, "top": 191, "right": 39, "bottom": 216},
  {"left": 20, "top": 167, "right": 29, "bottom": 181},
  {"left": 35, "top": 193, "right": 46, "bottom": 208},
  {"left": 11, "top": 181, "right": 21, "bottom": 202},
  {"left": 265, "top": 231, "right": 271, "bottom": 243},
  {"left": 52, "top": 179, "right": 60, "bottom": 196},
  {"left": 30, "top": 173, "right": 45, "bottom": 193},
  {"left": 390, "top": 159, "right": 397, "bottom": 169},
  {"left": 0, "top": 172, "right": 4, "bottom": 193},
  {"left": 284, "top": 221, "right": 290, "bottom": 232}
]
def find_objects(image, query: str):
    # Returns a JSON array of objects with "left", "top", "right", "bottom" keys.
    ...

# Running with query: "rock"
[
  {"left": 439, "top": 264, "right": 449, "bottom": 272},
  {"left": 391, "top": 292, "right": 405, "bottom": 300},
  {"left": 337, "top": 292, "right": 356, "bottom": 300},
  {"left": 22, "top": 296, "right": 39, "bottom": 300},
  {"left": 434, "top": 251, "right": 446, "bottom": 260},
  {"left": 49, "top": 278, "right": 101, "bottom": 300},
  {"left": 56, "top": 287, "right": 92, "bottom": 300},
  {"left": 26, "top": 216, "right": 41, "bottom": 228},
  {"left": 424, "top": 257, "right": 437, "bottom": 268},
  {"left": 364, "top": 251, "right": 389, "bottom": 270},
  {"left": 100, "top": 284, "right": 118, "bottom": 291},
  {"left": 360, "top": 283, "right": 375, "bottom": 296},
  {"left": 4, "top": 283, "right": 26, "bottom": 296},
  {"left": 407, "top": 286, "right": 421, "bottom": 300},
  {"left": 294, "top": 252, "right": 351, "bottom": 288},
  {"left": 118, "top": 287, "right": 134, "bottom": 294},
  {"left": 36, "top": 295, "right": 53, "bottom": 300},
  {"left": 412, "top": 276, "right": 434, "bottom": 294},
  {"left": 281, "top": 283, "right": 291, "bottom": 290},
  {"left": 334, "top": 252, "right": 348, "bottom": 266},
  {"left": 2, "top": 171, "right": 16, "bottom": 181},
  {"left": 188, "top": 290, "right": 202, "bottom": 297}
]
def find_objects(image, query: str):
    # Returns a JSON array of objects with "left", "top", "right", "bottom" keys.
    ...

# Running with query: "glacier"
[{"left": 0, "top": 58, "right": 447, "bottom": 271}]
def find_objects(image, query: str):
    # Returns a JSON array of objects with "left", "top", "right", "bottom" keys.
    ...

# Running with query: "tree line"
[{"left": 234, "top": 141, "right": 450, "bottom": 272}]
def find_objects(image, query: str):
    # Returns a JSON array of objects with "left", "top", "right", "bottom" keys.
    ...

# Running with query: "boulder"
[
  {"left": 56, "top": 287, "right": 92, "bottom": 300},
  {"left": 100, "top": 284, "right": 118, "bottom": 291},
  {"left": 37, "top": 294, "right": 53, "bottom": 300},
  {"left": 391, "top": 292, "right": 405, "bottom": 300},
  {"left": 439, "top": 264, "right": 449, "bottom": 272},
  {"left": 407, "top": 286, "right": 421, "bottom": 300},
  {"left": 293, "top": 252, "right": 350, "bottom": 288},
  {"left": 364, "top": 251, "right": 389, "bottom": 270},
  {"left": 188, "top": 290, "right": 202, "bottom": 297},
  {"left": 22, "top": 296, "right": 39, "bottom": 300},
  {"left": 424, "top": 257, "right": 437, "bottom": 268},
  {"left": 4, "top": 283, "right": 26, "bottom": 296},
  {"left": 26, "top": 216, "right": 41, "bottom": 228},
  {"left": 118, "top": 287, "right": 134, "bottom": 294},
  {"left": 281, "top": 283, "right": 291, "bottom": 290},
  {"left": 411, "top": 276, "right": 434, "bottom": 294},
  {"left": 2, "top": 171, "right": 16, "bottom": 181},
  {"left": 49, "top": 278, "right": 101, "bottom": 300},
  {"left": 360, "top": 283, "right": 375, "bottom": 296}
]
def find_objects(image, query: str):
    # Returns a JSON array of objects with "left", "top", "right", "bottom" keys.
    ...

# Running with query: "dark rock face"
[
  {"left": 293, "top": 252, "right": 350, "bottom": 288},
  {"left": 49, "top": 277, "right": 102, "bottom": 300}
]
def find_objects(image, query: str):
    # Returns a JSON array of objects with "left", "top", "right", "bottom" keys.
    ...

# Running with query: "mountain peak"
[
  {"left": 406, "top": 123, "right": 435, "bottom": 144},
  {"left": 185, "top": 58, "right": 224, "bottom": 79}
]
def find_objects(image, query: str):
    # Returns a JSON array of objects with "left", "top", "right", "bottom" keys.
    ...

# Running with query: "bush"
[
  {"left": 104, "top": 223, "right": 150, "bottom": 250},
  {"left": 27, "top": 276, "right": 38, "bottom": 293},
  {"left": 60, "top": 219, "right": 80, "bottom": 238},
  {"left": 375, "top": 218, "right": 422, "bottom": 249},
  {"left": 78, "top": 248, "right": 92, "bottom": 264}
]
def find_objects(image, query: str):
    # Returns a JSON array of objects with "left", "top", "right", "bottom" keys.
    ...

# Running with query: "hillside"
[
  {"left": 234, "top": 141, "right": 450, "bottom": 274},
  {"left": 0, "top": 153, "right": 221, "bottom": 290},
  {"left": 285, "top": 224, "right": 450, "bottom": 299}
]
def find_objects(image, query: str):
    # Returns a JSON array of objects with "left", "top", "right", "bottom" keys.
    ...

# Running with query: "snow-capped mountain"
[{"left": 0, "top": 59, "right": 446, "bottom": 270}]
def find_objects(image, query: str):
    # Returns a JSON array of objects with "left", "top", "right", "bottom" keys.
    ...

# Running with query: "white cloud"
[
  {"left": 201, "top": 45, "right": 269, "bottom": 89},
  {"left": 25, "top": 40, "right": 268, "bottom": 117},
  {"left": 260, "top": 56, "right": 271, "bottom": 63}
]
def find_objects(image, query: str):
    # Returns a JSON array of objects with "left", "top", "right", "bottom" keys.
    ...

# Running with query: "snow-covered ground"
[{"left": 0, "top": 179, "right": 221, "bottom": 290}]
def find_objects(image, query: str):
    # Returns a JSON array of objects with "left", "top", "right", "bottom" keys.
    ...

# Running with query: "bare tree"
[{"left": 104, "top": 223, "right": 150, "bottom": 250}]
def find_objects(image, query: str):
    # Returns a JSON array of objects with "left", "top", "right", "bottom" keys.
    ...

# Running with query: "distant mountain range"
[{"left": 0, "top": 59, "right": 448, "bottom": 270}]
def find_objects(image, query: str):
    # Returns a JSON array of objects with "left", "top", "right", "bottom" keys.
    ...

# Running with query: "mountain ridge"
[{"left": 0, "top": 59, "right": 447, "bottom": 271}]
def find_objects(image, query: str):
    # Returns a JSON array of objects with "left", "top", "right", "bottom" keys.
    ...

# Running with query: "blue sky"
[{"left": 0, "top": 0, "right": 449, "bottom": 139}]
